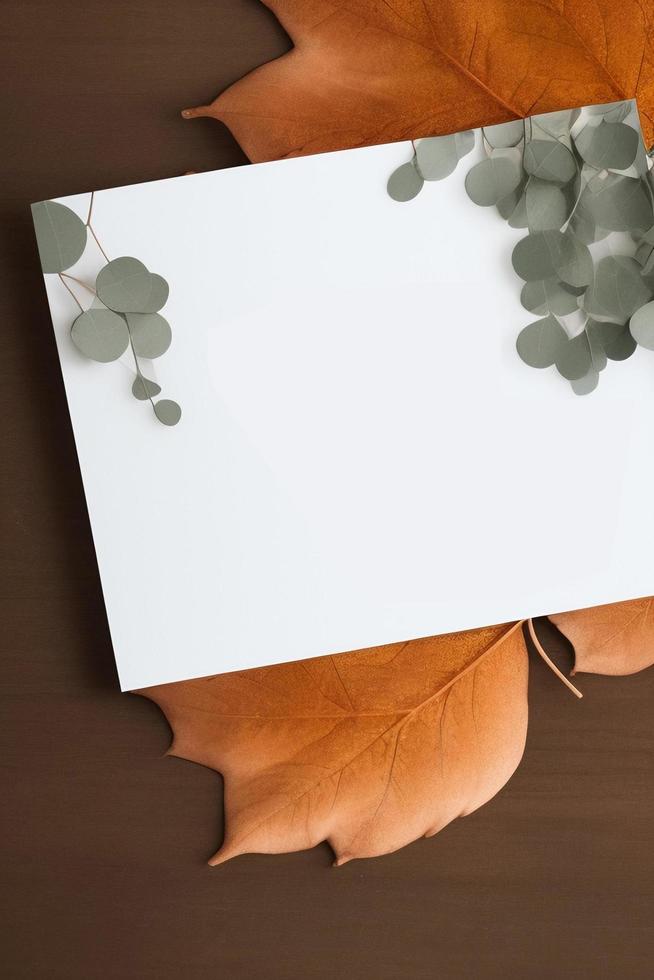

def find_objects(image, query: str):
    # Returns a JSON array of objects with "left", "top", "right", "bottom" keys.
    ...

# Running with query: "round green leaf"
[
  {"left": 496, "top": 180, "right": 525, "bottom": 221},
  {"left": 603, "top": 324, "right": 637, "bottom": 360},
  {"left": 96, "top": 257, "right": 169, "bottom": 313},
  {"left": 132, "top": 375, "right": 162, "bottom": 400},
  {"left": 568, "top": 210, "right": 609, "bottom": 245},
  {"left": 586, "top": 324, "right": 608, "bottom": 372},
  {"left": 415, "top": 135, "right": 459, "bottom": 180},
  {"left": 574, "top": 121, "right": 639, "bottom": 171},
  {"left": 525, "top": 179, "right": 568, "bottom": 231},
  {"left": 465, "top": 150, "right": 522, "bottom": 206},
  {"left": 579, "top": 173, "right": 652, "bottom": 232},
  {"left": 556, "top": 233, "right": 593, "bottom": 288},
  {"left": 387, "top": 160, "right": 423, "bottom": 201},
  {"left": 32, "top": 200, "right": 87, "bottom": 273},
  {"left": 154, "top": 399, "right": 182, "bottom": 426},
  {"left": 571, "top": 369, "right": 599, "bottom": 395},
  {"left": 630, "top": 300, "right": 654, "bottom": 350},
  {"left": 520, "top": 279, "right": 579, "bottom": 316},
  {"left": 507, "top": 188, "right": 528, "bottom": 228},
  {"left": 555, "top": 332, "right": 592, "bottom": 381},
  {"left": 454, "top": 130, "right": 475, "bottom": 158},
  {"left": 71, "top": 308, "right": 130, "bottom": 362},
  {"left": 523, "top": 139, "right": 576, "bottom": 183},
  {"left": 516, "top": 315, "right": 568, "bottom": 368},
  {"left": 584, "top": 256, "right": 651, "bottom": 322},
  {"left": 126, "top": 312, "right": 172, "bottom": 359},
  {"left": 512, "top": 231, "right": 590, "bottom": 286},
  {"left": 140, "top": 274, "right": 169, "bottom": 314},
  {"left": 483, "top": 120, "right": 524, "bottom": 148},
  {"left": 512, "top": 231, "right": 565, "bottom": 281}
]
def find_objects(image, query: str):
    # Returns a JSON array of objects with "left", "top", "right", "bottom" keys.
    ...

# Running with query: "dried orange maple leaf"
[
  {"left": 184, "top": 0, "right": 654, "bottom": 161},
  {"left": 141, "top": 622, "right": 528, "bottom": 865},
  {"left": 141, "top": 599, "right": 654, "bottom": 866},
  {"left": 552, "top": 596, "right": 654, "bottom": 675}
]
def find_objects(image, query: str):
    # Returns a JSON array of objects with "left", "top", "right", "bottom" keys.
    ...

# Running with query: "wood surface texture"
[{"left": 1, "top": 2, "right": 652, "bottom": 977}]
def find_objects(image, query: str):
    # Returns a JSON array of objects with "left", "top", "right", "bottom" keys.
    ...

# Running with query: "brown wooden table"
[{"left": 1, "top": 3, "right": 653, "bottom": 977}]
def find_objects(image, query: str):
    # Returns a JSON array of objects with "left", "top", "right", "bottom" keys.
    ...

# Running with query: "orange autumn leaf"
[
  {"left": 184, "top": 0, "right": 654, "bottom": 161},
  {"left": 141, "top": 622, "right": 528, "bottom": 865},
  {"left": 551, "top": 597, "right": 654, "bottom": 676}
]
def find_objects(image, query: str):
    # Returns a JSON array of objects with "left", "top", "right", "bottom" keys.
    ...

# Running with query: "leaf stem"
[
  {"left": 122, "top": 314, "right": 160, "bottom": 420},
  {"left": 58, "top": 273, "right": 83, "bottom": 312},
  {"left": 88, "top": 223, "right": 110, "bottom": 263},
  {"left": 86, "top": 190, "right": 111, "bottom": 263},
  {"left": 60, "top": 272, "right": 96, "bottom": 297},
  {"left": 527, "top": 618, "right": 583, "bottom": 698}
]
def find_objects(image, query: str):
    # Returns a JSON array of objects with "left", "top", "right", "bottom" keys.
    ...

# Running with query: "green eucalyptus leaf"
[
  {"left": 454, "top": 130, "right": 475, "bottom": 158},
  {"left": 602, "top": 323, "right": 637, "bottom": 360},
  {"left": 584, "top": 256, "right": 652, "bottom": 323},
  {"left": 415, "top": 135, "right": 459, "bottom": 180},
  {"left": 512, "top": 231, "right": 565, "bottom": 281},
  {"left": 574, "top": 121, "right": 639, "bottom": 171},
  {"left": 585, "top": 323, "right": 608, "bottom": 372},
  {"left": 387, "top": 160, "right": 423, "bottom": 201},
  {"left": 520, "top": 279, "right": 580, "bottom": 316},
  {"left": 516, "top": 315, "right": 568, "bottom": 368},
  {"left": 586, "top": 319, "right": 636, "bottom": 363},
  {"left": 512, "top": 230, "right": 591, "bottom": 287},
  {"left": 629, "top": 300, "right": 654, "bottom": 350},
  {"left": 483, "top": 120, "right": 524, "bottom": 148},
  {"left": 496, "top": 183, "right": 523, "bottom": 220},
  {"left": 507, "top": 187, "right": 529, "bottom": 228},
  {"left": 140, "top": 274, "right": 169, "bottom": 314},
  {"left": 132, "top": 375, "right": 162, "bottom": 400},
  {"left": 126, "top": 312, "right": 172, "bottom": 359},
  {"left": 525, "top": 179, "right": 568, "bottom": 231},
  {"left": 465, "top": 149, "right": 522, "bottom": 206},
  {"left": 71, "top": 308, "right": 130, "bottom": 362},
  {"left": 96, "top": 257, "right": 169, "bottom": 314},
  {"left": 555, "top": 331, "right": 593, "bottom": 381},
  {"left": 579, "top": 173, "right": 652, "bottom": 232},
  {"left": 154, "top": 399, "right": 182, "bottom": 426},
  {"left": 568, "top": 209, "right": 609, "bottom": 245},
  {"left": 32, "top": 200, "right": 87, "bottom": 273},
  {"left": 571, "top": 369, "right": 600, "bottom": 395},
  {"left": 557, "top": 233, "right": 593, "bottom": 288},
  {"left": 523, "top": 139, "right": 577, "bottom": 183}
]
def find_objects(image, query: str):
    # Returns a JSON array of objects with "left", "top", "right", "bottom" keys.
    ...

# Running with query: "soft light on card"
[{"left": 35, "top": 107, "right": 654, "bottom": 689}]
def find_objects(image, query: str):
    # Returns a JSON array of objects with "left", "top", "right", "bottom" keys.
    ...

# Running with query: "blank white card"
[{"left": 40, "top": 139, "right": 654, "bottom": 689}]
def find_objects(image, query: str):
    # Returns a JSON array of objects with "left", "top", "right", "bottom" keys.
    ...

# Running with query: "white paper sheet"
[{"left": 38, "top": 137, "right": 654, "bottom": 689}]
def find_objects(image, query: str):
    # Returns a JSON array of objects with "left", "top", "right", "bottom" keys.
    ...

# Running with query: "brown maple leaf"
[
  {"left": 141, "top": 622, "right": 528, "bottom": 865},
  {"left": 183, "top": 0, "right": 654, "bottom": 161},
  {"left": 140, "top": 600, "right": 654, "bottom": 866},
  {"left": 552, "top": 597, "right": 654, "bottom": 675}
]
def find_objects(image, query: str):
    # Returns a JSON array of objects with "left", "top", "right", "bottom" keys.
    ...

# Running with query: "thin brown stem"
[
  {"left": 58, "top": 273, "right": 83, "bottom": 312},
  {"left": 88, "top": 223, "right": 110, "bottom": 263},
  {"left": 123, "top": 315, "right": 158, "bottom": 418},
  {"left": 61, "top": 272, "right": 96, "bottom": 297},
  {"left": 85, "top": 191, "right": 111, "bottom": 262},
  {"left": 527, "top": 618, "right": 583, "bottom": 698}
]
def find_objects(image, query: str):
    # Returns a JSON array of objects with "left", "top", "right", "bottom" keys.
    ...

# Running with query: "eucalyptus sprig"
[
  {"left": 388, "top": 100, "right": 654, "bottom": 395},
  {"left": 32, "top": 192, "right": 181, "bottom": 425}
]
